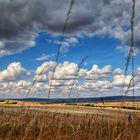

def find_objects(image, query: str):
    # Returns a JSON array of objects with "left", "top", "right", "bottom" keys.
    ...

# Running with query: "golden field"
[{"left": 0, "top": 100, "right": 140, "bottom": 140}]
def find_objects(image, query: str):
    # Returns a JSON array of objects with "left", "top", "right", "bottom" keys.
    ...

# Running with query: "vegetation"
[
  {"left": 112, "top": 106, "right": 140, "bottom": 110},
  {"left": 40, "top": 102, "right": 49, "bottom": 105},
  {"left": 0, "top": 107, "right": 140, "bottom": 140},
  {"left": 66, "top": 103, "right": 140, "bottom": 110},
  {"left": 5, "top": 101, "right": 17, "bottom": 105},
  {"left": 81, "top": 104, "right": 95, "bottom": 107},
  {"left": 65, "top": 103, "right": 78, "bottom": 106}
]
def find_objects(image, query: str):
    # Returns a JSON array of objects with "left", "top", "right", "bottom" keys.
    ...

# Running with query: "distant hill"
[{"left": 2, "top": 96, "right": 140, "bottom": 103}]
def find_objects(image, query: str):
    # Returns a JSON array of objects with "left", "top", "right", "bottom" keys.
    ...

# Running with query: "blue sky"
[{"left": 0, "top": 33, "right": 140, "bottom": 72}]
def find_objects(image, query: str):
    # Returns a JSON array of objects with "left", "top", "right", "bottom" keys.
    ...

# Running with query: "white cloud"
[
  {"left": 0, "top": 62, "right": 29, "bottom": 82},
  {"left": 96, "top": 80, "right": 112, "bottom": 89},
  {"left": 79, "top": 68, "right": 88, "bottom": 77},
  {"left": 112, "top": 74, "right": 132, "bottom": 87},
  {"left": 36, "top": 61, "right": 56, "bottom": 75},
  {"left": 136, "top": 67, "right": 140, "bottom": 75},
  {"left": 54, "top": 61, "right": 78, "bottom": 79},
  {"left": 113, "top": 68, "right": 123, "bottom": 75},
  {"left": 36, "top": 54, "right": 55, "bottom": 61},
  {"left": 34, "top": 61, "right": 113, "bottom": 95},
  {"left": 85, "top": 65, "right": 111, "bottom": 79},
  {"left": 1, "top": 61, "right": 140, "bottom": 98},
  {"left": 54, "top": 37, "right": 79, "bottom": 53},
  {"left": 134, "top": 68, "right": 140, "bottom": 83},
  {"left": 82, "top": 80, "right": 112, "bottom": 91}
]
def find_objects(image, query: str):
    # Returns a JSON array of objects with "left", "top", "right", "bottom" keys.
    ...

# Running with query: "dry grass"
[
  {"left": 92, "top": 102, "right": 140, "bottom": 108},
  {"left": 1, "top": 100, "right": 140, "bottom": 108},
  {"left": 0, "top": 106, "right": 140, "bottom": 140}
]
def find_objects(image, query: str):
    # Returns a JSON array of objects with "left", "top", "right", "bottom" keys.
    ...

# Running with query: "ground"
[{"left": 0, "top": 101, "right": 140, "bottom": 140}]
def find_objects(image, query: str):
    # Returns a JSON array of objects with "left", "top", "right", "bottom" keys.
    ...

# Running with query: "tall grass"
[{"left": 0, "top": 107, "right": 140, "bottom": 140}]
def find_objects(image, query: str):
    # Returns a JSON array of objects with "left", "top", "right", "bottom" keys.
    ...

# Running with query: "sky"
[{"left": 0, "top": 0, "right": 140, "bottom": 99}]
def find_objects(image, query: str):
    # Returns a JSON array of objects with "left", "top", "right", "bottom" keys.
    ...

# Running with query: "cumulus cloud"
[
  {"left": 0, "top": 0, "right": 140, "bottom": 56},
  {"left": 112, "top": 74, "right": 132, "bottom": 87},
  {"left": 113, "top": 68, "right": 123, "bottom": 75},
  {"left": 34, "top": 61, "right": 112, "bottom": 91},
  {"left": 0, "top": 61, "right": 140, "bottom": 98},
  {"left": 83, "top": 80, "right": 112, "bottom": 91},
  {"left": 85, "top": 65, "right": 111, "bottom": 80},
  {"left": 54, "top": 61, "right": 78, "bottom": 79},
  {"left": 34, "top": 61, "right": 140, "bottom": 97},
  {"left": 0, "top": 62, "right": 29, "bottom": 82},
  {"left": 0, "top": 80, "right": 50, "bottom": 98},
  {"left": 36, "top": 61, "right": 56, "bottom": 75},
  {"left": 0, "top": 80, "right": 29, "bottom": 93}
]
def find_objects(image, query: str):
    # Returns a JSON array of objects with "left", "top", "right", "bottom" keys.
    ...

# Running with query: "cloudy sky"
[{"left": 0, "top": 0, "right": 140, "bottom": 99}]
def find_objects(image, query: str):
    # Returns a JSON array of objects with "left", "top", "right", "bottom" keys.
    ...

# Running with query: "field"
[
  {"left": 0, "top": 101, "right": 140, "bottom": 140},
  {"left": 0, "top": 0, "right": 139, "bottom": 139}
]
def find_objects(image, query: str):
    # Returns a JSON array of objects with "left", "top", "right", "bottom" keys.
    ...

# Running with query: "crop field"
[{"left": 0, "top": 102, "right": 140, "bottom": 140}]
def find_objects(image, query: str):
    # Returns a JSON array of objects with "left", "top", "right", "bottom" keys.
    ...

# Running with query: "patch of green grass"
[{"left": 5, "top": 101, "right": 17, "bottom": 105}]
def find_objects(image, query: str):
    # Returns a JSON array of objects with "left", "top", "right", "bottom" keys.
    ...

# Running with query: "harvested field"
[{"left": 0, "top": 105, "right": 140, "bottom": 140}]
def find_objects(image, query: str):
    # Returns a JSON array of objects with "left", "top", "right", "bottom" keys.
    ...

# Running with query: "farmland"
[{"left": 0, "top": 101, "right": 140, "bottom": 140}]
